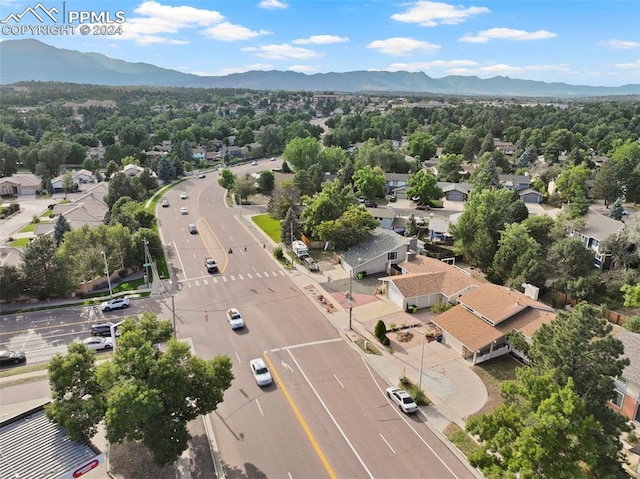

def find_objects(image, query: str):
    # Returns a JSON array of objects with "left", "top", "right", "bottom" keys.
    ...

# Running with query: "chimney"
[
  {"left": 406, "top": 250, "right": 417, "bottom": 261},
  {"left": 521, "top": 283, "right": 540, "bottom": 301},
  {"left": 409, "top": 237, "right": 417, "bottom": 250}
]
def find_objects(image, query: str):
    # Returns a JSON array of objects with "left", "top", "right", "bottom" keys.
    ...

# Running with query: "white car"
[
  {"left": 227, "top": 308, "right": 245, "bottom": 329},
  {"left": 250, "top": 358, "right": 273, "bottom": 386},
  {"left": 80, "top": 337, "right": 114, "bottom": 351},
  {"left": 386, "top": 386, "right": 418, "bottom": 414},
  {"left": 180, "top": 192, "right": 188, "bottom": 199},
  {"left": 251, "top": 160, "right": 258, "bottom": 166},
  {"left": 98, "top": 297, "right": 130, "bottom": 312},
  {"left": 161, "top": 199, "right": 169, "bottom": 208},
  {"left": 180, "top": 206, "right": 188, "bottom": 215}
]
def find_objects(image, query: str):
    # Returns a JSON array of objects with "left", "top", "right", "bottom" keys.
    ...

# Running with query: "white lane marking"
[
  {"left": 246, "top": 273, "right": 253, "bottom": 279},
  {"left": 238, "top": 274, "right": 244, "bottom": 280},
  {"left": 195, "top": 280, "right": 200, "bottom": 287},
  {"left": 213, "top": 277, "right": 218, "bottom": 284},
  {"left": 360, "top": 356, "right": 462, "bottom": 479},
  {"left": 379, "top": 433, "right": 396, "bottom": 454},
  {"left": 281, "top": 360, "right": 294, "bottom": 372},
  {"left": 173, "top": 240, "right": 187, "bottom": 279},
  {"left": 222, "top": 276, "right": 228, "bottom": 282},
  {"left": 235, "top": 352, "right": 241, "bottom": 363},
  {"left": 269, "top": 338, "right": 342, "bottom": 353},
  {"left": 263, "top": 271, "right": 269, "bottom": 276},
  {"left": 203, "top": 279, "right": 209, "bottom": 286},
  {"left": 288, "top": 473, "right": 293, "bottom": 479},
  {"left": 288, "top": 349, "right": 374, "bottom": 479},
  {"left": 333, "top": 374, "right": 345, "bottom": 389},
  {"left": 252, "top": 266, "right": 258, "bottom": 273},
  {"left": 255, "top": 399, "right": 264, "bottom": 417},
  {"left": 279, "top": 270, "right": 285, "bottom": 276},
  {"left": 230, "top": 275, "right": 235, "bottom": 281},
  {"left": 193, "top": 253, "right": 196, "bottom": 258},
  {"left": 256, "top": 272, "right": 262, "bottom": 278},
  {"left": 188, "top": 282, "right": 192, "bottom": 288}
]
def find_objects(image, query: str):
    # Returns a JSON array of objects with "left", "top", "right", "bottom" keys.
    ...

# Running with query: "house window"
[
  {"left": 610, "top": 390, "right": 624, "bottom": 408},
  {"left": 387, "top": 251, "right": 398, "bottom": 261}
]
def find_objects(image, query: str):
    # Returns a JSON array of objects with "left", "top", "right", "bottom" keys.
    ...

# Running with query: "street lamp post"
[
  {"left": 419, "top": 332, "right": 425, "bottom": 391},
  {"left": 101, "top": 251, "right": 113, "bottom": 298},
  {"left": 171, "top": 294, "right": 176, "bottom": 338},
  {"left": 348, "top": 272, "right": 353, "bottom": 330}
]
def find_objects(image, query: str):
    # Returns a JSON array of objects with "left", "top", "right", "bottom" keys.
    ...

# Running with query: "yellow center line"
[
  {"left": 197, "top": 217, "right": 229, "bottom": 273},
  {"left": 262, "top": 353, "right": 337, "bottom": 479}
]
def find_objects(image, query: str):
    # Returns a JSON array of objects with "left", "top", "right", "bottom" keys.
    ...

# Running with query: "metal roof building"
[{"left": 0, "top": 404, "right": 104, "bottom": 479}]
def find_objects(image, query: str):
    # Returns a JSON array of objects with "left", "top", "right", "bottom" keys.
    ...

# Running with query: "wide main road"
[{"left": 156, "top": 164, "right": 476, "bottom": 479}]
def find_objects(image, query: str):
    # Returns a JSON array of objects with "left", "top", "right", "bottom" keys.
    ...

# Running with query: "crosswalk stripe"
[
  {"left": 238, "top": 274, "right": 244, "bottom": 280},
  {"left": 279, "top": 270, "right": 285, "bottom": 276},
  {"left": 222, "top": 276, "right": 228, "bottom": 282},
  {"left": 230, "top": 275, "right": 236, "bottom": 281},
  {"left": 256, "top": 272, "right": 261, "bottom": 278},
  {"left": 263, "top": 272, "right": 269, "bottom": 276},
  {"left": 213, "top": 277, "right": 218, "bottom": 284},
  {"left": 195, "top": 280, "right": 200, "bottom": 287},
  {"left": 203, "top": 279, "right": 209, "bottom": 285},
  {"left": 247, "top": 273, "right": 253, "bottom": 279}
]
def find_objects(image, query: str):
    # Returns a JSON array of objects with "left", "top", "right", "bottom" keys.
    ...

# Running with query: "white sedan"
[
  {"left": 227, "top": 308, "right": 245, "bottom": 329},
  {"left": 180, "top": 192, "right": 188, "bottom": 199},
  {"left": 250, "top": 358, "right": 273, "bottom": 386},
  {"left": 386, "top": 386, "right": 418, "bottom": 414},
  {"left": 80, "top": 337, "right": 114, "bottom": 351},
  {"left": 180, "top": 206, "right": 188, "bottom": 215}
]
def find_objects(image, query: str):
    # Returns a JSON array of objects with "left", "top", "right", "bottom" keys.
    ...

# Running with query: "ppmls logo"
[{"left": 1, "top": 2, "right": 125, "bottom": 36}]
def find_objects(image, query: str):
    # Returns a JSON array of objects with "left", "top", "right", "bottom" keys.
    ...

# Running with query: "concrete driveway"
[{"left": 0, "top": 197, "right": 53, "bottom": 245}]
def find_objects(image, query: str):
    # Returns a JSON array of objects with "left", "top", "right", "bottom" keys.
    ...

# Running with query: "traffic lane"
[
  {"left": 211, "top": 361, "right": 329, "bottom": 479},
  {"left": 273, "top": 341, "right": 477, "bottom": 479}
]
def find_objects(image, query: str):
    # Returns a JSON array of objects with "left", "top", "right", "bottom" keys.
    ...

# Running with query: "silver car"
[
  {"left": 250, "top": 358, "right": 273, "bottom": 386},
  {"left": 386, "top": 386, "right": 418, "bottom": 414}
]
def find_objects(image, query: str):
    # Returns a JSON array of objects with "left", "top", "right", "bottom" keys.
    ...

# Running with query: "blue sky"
[{"left": 1, "top": 0, "right": 639, "bottom": 86}]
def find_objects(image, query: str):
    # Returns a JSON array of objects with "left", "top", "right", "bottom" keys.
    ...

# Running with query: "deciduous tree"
[
  {"left": 316, "top": 204, "right": 378, "bottom": 249},
  {"left": 217, "top": 169, "right": 236, "bottom": 193},
  {"left": 406, "top": 131, "right": 436, "bottom": 161},
  {"left": 353, "top": 165, "right": 386, "bottom": 200},
  {"left": 405, "top": 169, "right": 443, "bottom": 206}
]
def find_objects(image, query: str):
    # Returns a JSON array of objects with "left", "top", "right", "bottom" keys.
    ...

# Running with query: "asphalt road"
[{"left": 156, "top": 163, "right": 476, "bottom": 479}]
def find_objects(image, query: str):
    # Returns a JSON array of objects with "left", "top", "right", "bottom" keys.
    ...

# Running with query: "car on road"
[
  {"left": 80, "top": 337, "right": 114, "bottom": 351},
  {"left": 251, "top": 160, "right": 258, "bottom": 166},
  {"left": 198, "top": 173, "right": 206, "bottom": 179},
  {"left": 250, "top": 358, "right": 273, "bottom": 386},
  {"left": 180, "top": 206, "right": 188, "bottom": 215},
  {"left": 303, "top": 256, "right": 319, "bottom": 272},
  {"left": 271, "top": 157, "right": 277, "bottom": 161},
  {"left": 161, "top": 199, "right": 170, "bottom": 208},
  {"left": 180, "top": 192, "right": 188, "bottom": 199},
  {"left": 90, "top": 322, "right": 119, "bottom": 337},
  {"left": 98, "top": 297, "right": 130, "bottom": 312},
  {"left": 189, "top": 224, "right": 198, "bottom": 234},
  {"left": 388, "top": 195, "right": 397, "bottom": 203},
  {"left": 364, "top": 200, "right": 378, "bottom": 208},
  {"left": 204, "top": 257, "right": 218, "bottom": 273},
  {"left": 227, "top": 308, "right": 245, "bottom": 329},
  {"left": 386, "top": 386, "right": 418, "bottom": 414},
  {"left": 0, "top": 349, "right": 26, "bottom": 367},
  {"left": 415, "top": 204, "right": 431, "bottom": 210}
]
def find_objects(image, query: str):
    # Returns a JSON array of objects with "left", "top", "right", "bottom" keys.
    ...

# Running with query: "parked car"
[
  {"left": 271, "top": 157, "right": 277, "bottom": 161},
  {"left": 180, "top": 206, "right": 188, "bottom": 215},
  {"left": 251, "top": 160, "right": 258, "bottom": 166},
  {"left": 198, "top": 173, "right": 206, "bottom": 179},
  {"left": 388, "top": 195, "right": 397, "bottom": 203},
  {"left": 98, "top": 297, "right": 130, "bottom": 312},
  {"left": 90, "top": 322, "right": 119, "bottom": 337},
  {"left": 204, "top": 257, "right": 218, "bottom": 273},
  {"left": 180, "top": 192, "right": 188, "bottom": 199},
  {"left": 189, "top": 224, "right": 198, "bottom": 234},
  {"left": 161, "top": 199, "right": 170, "bottom": 208},
  {"left": 80, "top": 337, "right": 114, "bottom": 351},
  {"left": 226, "top": 308, "right": 245, "bottom": 329},
  {"left": 386, "top": 386, "right": 418, "bottom": 414},
  {"left": 415, "top": 204, "right": 430, "bottom": 210},
  {"left": 250, "top": 358, "right": 273, "bottom": 386},
  {"left": 303, "top": 256, "right": 319, "bottom": 272},
  {"left": 0, "top": 349, "right": 26, "bottom": 367},
  {"left": 364, "top": 200, "right": 378, "bottom": 208}
]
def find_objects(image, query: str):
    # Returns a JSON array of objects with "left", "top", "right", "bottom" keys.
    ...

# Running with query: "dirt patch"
[
  {"left": 469, "top": 355, "right": 521, "bottom": 417},
  {"left": 110, "top": 441, "right": 175, "bottom": 479}
]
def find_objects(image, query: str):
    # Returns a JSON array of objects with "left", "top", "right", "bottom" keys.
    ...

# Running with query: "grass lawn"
[
  {"left": 19, "top": 223, "right": 36, "bottom": 233},
  {"left": 40, "top": 209, "right": 53, "bottom": 217},
  {"left": 471, "top": 355, "right": 521, "bottom": 417},
  {"left": 11, "top": 238, "right": 30, "bottom": 247},
  {"left": 443, "top": 423, "right": 481, "bottom": 457},
  {"left": 252, "top": 214, "right": 281, "bottom": 243}
]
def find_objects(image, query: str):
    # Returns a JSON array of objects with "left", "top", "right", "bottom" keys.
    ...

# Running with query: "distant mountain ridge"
[{"left": 2, "top": 39, "right": 639, "bottom": 98}]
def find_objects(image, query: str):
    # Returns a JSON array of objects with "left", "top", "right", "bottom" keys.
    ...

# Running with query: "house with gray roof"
[
  {"left": 365, "top": 206, "right": 396, "bottom": 230},
  {"left": 518, "top": 187, "right": 544, "bottom": 204},
  {"left": 0, "top": 174, "right": 40, "bottom": 197},
  {"left": 567, "top": 210, "right": 625, "bottom": 268},
  {"left": 611, "top": 330, "right": 640, "bottom": 424},
  {"left": 437, "top": 182, "right": 473, "bottom": 201},
  {"left": 340, "top": 227, "right": 410, "bottom": 277},
  {"left": 500, "top": 174, "right": 531, "bottom": 191},
  {"left": 384, "top": 173, "right": 410, "bottom": 196}
]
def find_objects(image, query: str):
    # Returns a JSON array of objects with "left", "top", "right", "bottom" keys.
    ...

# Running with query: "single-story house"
[
  {"left": 431, "top": 283, "right": 556, "bottom": 364},
  {"left": 385, "top": 173, "right": 410, "bottom": 196},
  {"left": 567, "top": 210, "right": 625, "bottom": 268},
  {"left": 495, "top": 141, "right": 516, "bottom": 155},
  {"left": 427, "top": 217, "right": 454, "bottom": 243},
  {"left": 380, "top": 255, "right": 479, "bottom": 311},
  {"left": 437, "top": 182, "right": 473, "bottom": 202},
  {"left": 340, "top": 227, "right": 411, "bottom": 277},
  {"left": 518, "top": 188, "right": 544, "bottom": 204},
  {"left": 51, "top": 169, "right": 96, "bottom": 191},
  {"left": 0, "top": 174, "right": 41, "bottom": 196},
  {"left": 122, "top": 164, "right": 145, "bottom": 177},
  {"left": 500, "top": 174, "right": 531, "bottom": 191},
  {"left": 366, "top": 206, "right": 396, "bottom": 230},
  {"left": 610, "top": 330, "right": 640, "bottom": 424}
]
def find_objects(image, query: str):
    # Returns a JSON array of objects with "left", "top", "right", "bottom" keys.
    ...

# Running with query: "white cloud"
[
  {"left": 388, "top": 60, "right": 478, "bottom": 71},
  {"left": 391, "top": 1, "right": 489, "bottom": 27},
  {"left": 202, "top": 63, "right": 275, "bottom": 76},
  {"left": 366, "top": 37, "right": 440, "bottom": 56},
  {"left": 460, "top": 28, "right": 557, "bottom": 43},
  {"left": 293, "top": 35, "right": 349, "bottom": 45},
  {"left": 134, "top": 1, "right": 224, "bottom": 25},
  {"left": 616, "top": 60, "right": 640, "bottom": 69},
  {"left": 242, "top": 43, "right": 322, "bottom": 60},
  {"left": 258, "top": 0, "right": 288, "bottom": 9},
  {"left": 605, "top": 39, "right": 640, "bottom": 50},
  {"left": 204, "top": 22, "right": 270, "bottom": 41},
  {"left": 287, "top": 65, "right": 318, "bottom": 73}
]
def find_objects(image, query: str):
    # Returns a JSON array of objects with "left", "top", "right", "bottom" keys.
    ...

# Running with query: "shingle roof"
[
  {"left": 382, "top": 269, "right": 478, "bottom": 298},
  {"left": 615, "top": 330, "right": 640, "bottom": 385},
  {"left": 432, "top": 305, "right": 504, "bottom": 352},
  {"left": 573, "top": 211, "right": 625, "bottom": 242},
  {"left": 0, "top": 404, "right": 103, "bottom": 479},
  {"left": 341, "top": 228, "right": 409, "bottom": 266}
]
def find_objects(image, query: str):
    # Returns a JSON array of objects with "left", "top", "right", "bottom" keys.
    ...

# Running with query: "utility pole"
[
  {"left": 101, "top": 251, "right": 113, "bottom": 298},
  {"left": 171, "top": 294, "right": 176, "bottom": 338},
  {"left": 143, "top": 237, "right": 150, "bottom": 287},
  {"left": 290, "top": 222, "right": 294, "bottom": 270},
  {"left": 348, "top": 271, "right": 353, "bottom": 330},
  {"left": 419, "top": 332, "right": 425, "bottom": 391}
]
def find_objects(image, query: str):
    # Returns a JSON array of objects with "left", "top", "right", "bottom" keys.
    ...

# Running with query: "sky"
[{"left": 1, "top": 0, "right": 639, "bottom": 86}]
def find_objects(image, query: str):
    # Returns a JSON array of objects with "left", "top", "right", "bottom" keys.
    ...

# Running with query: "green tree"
[
  {"left": 0, "top": 144, "right": 19, "bottom": 177},
  {"left": 623, "top": 316, "right": 640, "bottom": 333},
  {"left": 621, "top": 283, "right": 640, "bottom": 307},
  {"left": 318, "top": 146, "right": 346, "bottom": 174},
  {"left": 406, "top": 131, "right": 436, "bottom": 161},
  {"left": 53, "top": 214, "right": 71, "bottom": 246},
  {"left": 405, "top": 170, "right": 443, "bottom": 207},
  {"left": 316, "top": 204, "right": 378, "bottom": 249},
  {"left": 267, "top": 180, "right": 300, "bottom": 220},
  {"left": 178, "top": 139, "right": 192, "bottom": 163},
  {"left": 0, "top": 264, "right": 25, "bottom": 302},
  {"left": 546, "top": 237, "right": 595, "bottom": 285},
  {"left": 491, "top": 222, "right": 545, "bottom": 287},
  {"left": 47, "top": 313, "right": 233, "bottom": 467},
  {"left": 353, "top": 165, "right": 386, "bottom": 200},
  {"left": 139, "top": 168, "right": 159, "bottom": 193},
  {"left": 405, "top": 213, "right": 418, "bottom": 237},
  {"left": 437, "top": 154, "right": 463, "bottom": 183},
  {"left": 104, "top": 173, "right": 146, "bottom": 208},
  {"left": 217, "top": 168, "right": 236, "bottom": 193},
  {"left": 57, "top": 225, "right": 104, "bottom": 284},
  {"left": 473, "top": 156, "right": 500, "bottom": 189},
  {"left": 258, "top": 124, "right": 285, "bottom": 156},
  {"left": 555, "top": 164, "right": 588, "bottom": 204},
  {"left": 461, "top": 133, "right": 481, "bottom": 161},
  {"left": 21, "top": 235, "right": 74, "bottom": 298},
  {"left": 257, "top": 169, "right": 275, "bottom": 192},
  {"left": 280, "top": 206, "right": 301, "bottom": 246},
  {"left": 522, "top": 215, "right": 556, "bottom": 250},
  {"left": 609, "top": 198, "right": 624, "bottom": 220},
  {"left": 156, "top": 157, "right": 175, "bottom": 183},
  {"left": 104, "top": 160, "right": 119, "bottom": 178},
  {"left": 592, "top": 158, "right": 621, "bottom": 206},
  {"left": 234, "top": 174, "right": 256, "bottom": 203},
  {"left": 282, "top": 137, "right": 321, "bottom": 171},
  {"left": 302, "top": 179, "right": 357, "bottom": 238}
]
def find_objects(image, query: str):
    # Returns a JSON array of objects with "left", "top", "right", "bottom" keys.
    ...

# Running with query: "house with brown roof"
[{"left": 431, "top": 283, "right": 556, "bottom": 364}]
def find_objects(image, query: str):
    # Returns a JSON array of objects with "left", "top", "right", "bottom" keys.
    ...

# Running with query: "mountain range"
[{"left": 2, "top": 39, "right": 639, "bottom": 98}]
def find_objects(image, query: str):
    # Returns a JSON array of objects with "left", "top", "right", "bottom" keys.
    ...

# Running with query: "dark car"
[
  {"left": 415, "top": 204, "right": 431, "bottom": 210},
  {"left": 0, "top": 349, "right": 26, "bottom": 367},
  {"left": 90, "top": 322, "right": 119, "bottom": 337},
  {"left": 364, "top": 200, "right": 378, "bottom": 208}
]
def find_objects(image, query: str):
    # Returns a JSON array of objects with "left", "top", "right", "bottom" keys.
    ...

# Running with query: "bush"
[
  {"left": 32, "top": 215, "right": 40, "bottom": 224},
  {"left": 432, "top": 300, "right": 452, "bottom": 314},
  {"left": 374, "top": 319, "right": 387, "bottom": 340},
  {"left": 273, "top": 246, "right": 284, "bottom": 260},
  {"left": 381, "top": 335, "right": 390, "bottom": 346}
]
